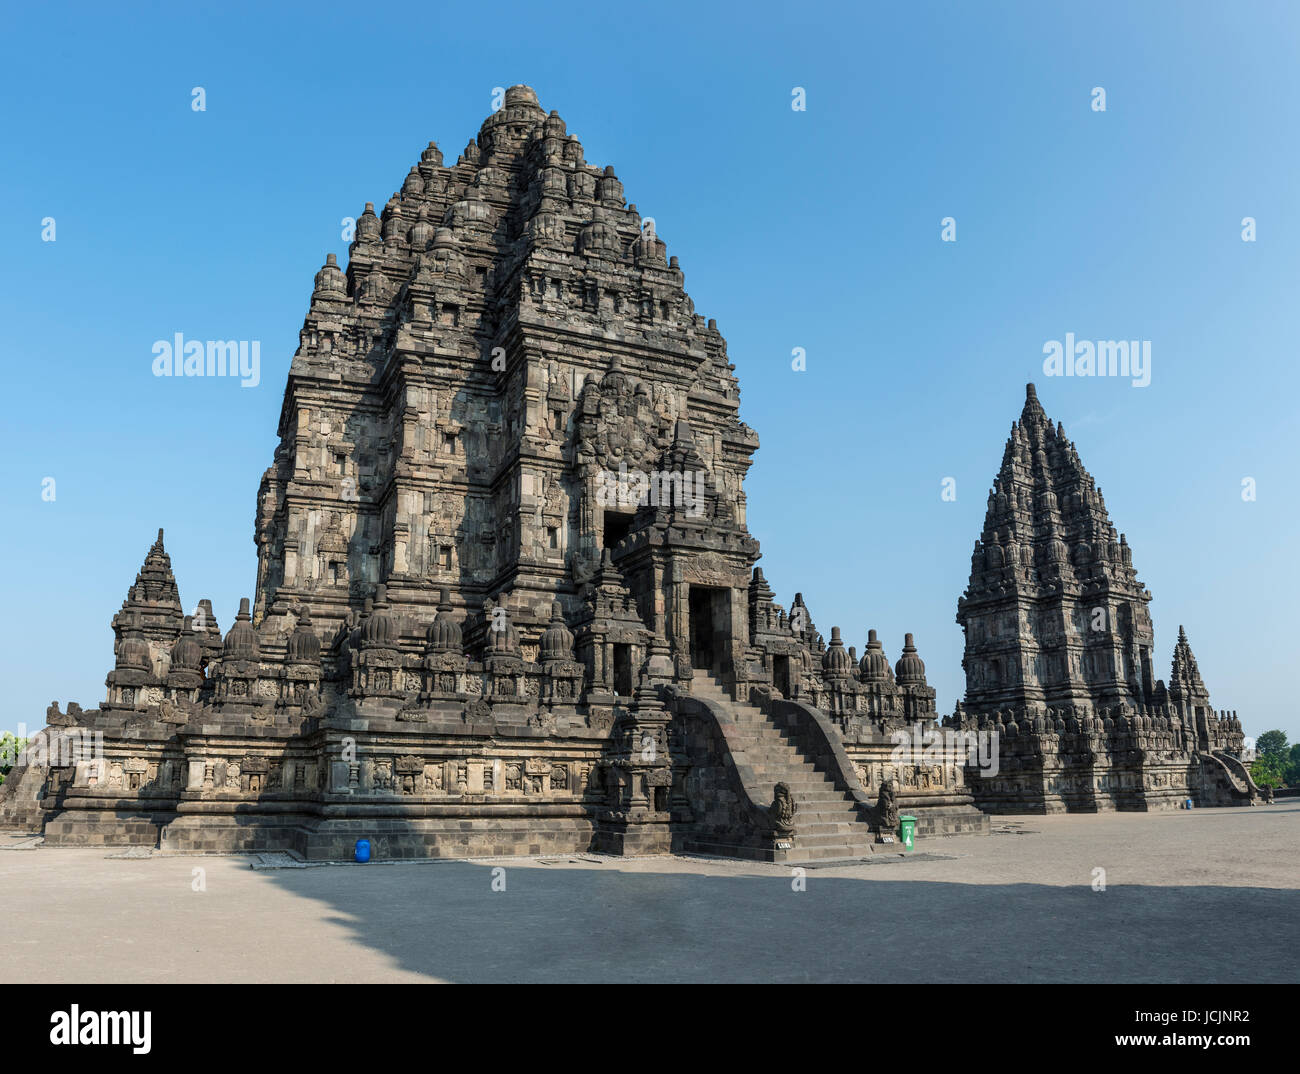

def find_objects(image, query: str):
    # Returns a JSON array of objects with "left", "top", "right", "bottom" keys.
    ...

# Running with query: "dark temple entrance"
[
  {"left": 612, "top": 643, "right": 633, "bottom": 697},
  {"left": 688, "top": 585, "right": 729, "bottom": 675},
  {"left": 602, "top": 509, "right": 635, "bottom": 552},
  {"left": 773, "top": 654, "right": 792, "bottom": 697}
]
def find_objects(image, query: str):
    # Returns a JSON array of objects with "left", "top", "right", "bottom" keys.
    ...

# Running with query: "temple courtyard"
[{"left": 3, "top": 802, "right": 1296, "bottom": 983}]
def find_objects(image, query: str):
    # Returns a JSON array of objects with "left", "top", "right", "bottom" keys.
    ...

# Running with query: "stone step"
[
  {"left": 792, "top": 807, "right": 862, "bottom": 821},
  {"left": 797, "top": 821, "right": 867, "bottom": 835},
  {"left": 791, "top": 835, "right": 875, "bottom": 852},
  {"left": 797, "top": 837, "right": 874, "bottom": 849},
  {"left": 793, "top": 809, "right": 864, "bottom": 824},
  {"left": 748, "top": 769, "right": 837, "bottom": 785},
  {"left": 726, "top": 727, "right": 798, "bottom": 741},
  {"left": 790, "top": 792, "right": 857, "bottom": 804},
  {"left": 789, "top": 844, "right": 875, "bottom": 862},
  {"left": 797, "top": 835, "right": 871, "bottom": 847},
  {"left": 742, "top": 757, "right": 822, "bottom": 769},
  {"left": 799, "top": 830, "right": 866, "bottom": 840},
  {"left": 758, "top": 783, "right": 841, "bottom": 796},
  {"left": 741, "top": 758, "right": 815, "bottom": 769},
  {"left": 695, "top": 691, "right": 763, "bottom": 712},
  {"left": 791, "top": 802, "right": 855, "bottom": 812},
  {"left": 785, "top": 795, "right": 858, "bottom": 809},
  {"left": 740, "top": 743, "right": 816, "bottom": 755},
  {"left": 707, "top": 696, "right": 764, "bottom": 717},
  {"left": 724, "top": 719, "right": 793, "bottom": 733},
  {"left": 732, "top": 739, "right": 809, "bottom": 756},
  {"left": 729, "top": 717, "right": 792, "bottom": 730},
  {"left": 738, "top": 749, "right": 799, "bottom": 760},
  {"left": 741, "top": 749, "right": 817, "bottom": 762},
  {"left": 733, "top": 728, "right": 792, "bottom": 739},
  {"left": 754, "top": 769, "right": 842, "bottom": 785},
  {"left": 732, "top": 747, "right": 809, "bottom": 760},
  {"left": 749, "top": 763, "right": 830, "bottom": 773},
  {"left": 745, "top": 760, "right": 825, "bottom": 771},
  {"left": 766, "top": 791, "right": 859, "bottom": 807}
]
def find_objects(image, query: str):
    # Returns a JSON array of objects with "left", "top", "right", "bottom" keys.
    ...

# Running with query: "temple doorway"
[
  {"left": 603, "top": 509, "right": 635, "bottom": 552},
  {"left": 688, "top": 585, "right": 729, "bottom": 675},
  {"left": 612, "top": 643, "right": 633, "bottom": 697},
  {"left": 773, "top": 654, "right": 792, "bottom": 697}
]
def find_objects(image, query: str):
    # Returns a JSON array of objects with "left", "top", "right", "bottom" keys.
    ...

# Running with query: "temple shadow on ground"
[{"left": 249, "top": 854, "right": 1299, "bottom": 984}]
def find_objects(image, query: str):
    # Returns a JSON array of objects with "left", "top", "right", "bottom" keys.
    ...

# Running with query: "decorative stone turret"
[
  {"left": 192, "top": 599, "right": 222, "bottom": 665},
  {"left": 212, "top": 598, "right": 264, "bottom": 709},
  {"left": 895, "top": 633, "right": 925, "bottom": 685},
  {"left": 106, "top": 612, "right": 155, "bottom": 710},
  {"left": 287, "top": 607, "right": 321, "bottom": 664},
  {"left": 894, "top": 633, "right": 937, "bottom": 721},
  {"left": 485, "top": 601, "right": 522, "bottom": 660},
  {"left": 282, "top": 606, "right": 322, "bottom": 708},
  {"left": 540, "top": 601, "right": 574, "bottom": 663},
  {"left": 166, "top": 615, "right": 204, "bottom": 696},
  {"left": 110, "top": 529, "right": 185, "bottom": 688},
  {"left": 1168, "top": 625, "right": 1241, "bottom": 754},
  {"left": 822, "top": 627, "right": 853, "bottom": 678},
  {"left": 424, "top": 587, "right": 463, "bottom": 655},
  {"left": 859, "top": 629, "right": 890, "bottom": 684},
  {"left": 224, "top": 598, "right": 258, "bottom": 659},
  {"left": 419, "top": 587, "right": 468, "bottom": 702},
  {"left": 351, "top": 585, "right": 404, "bottom": 699},
  {"left": 573, "top": 549, "right": 650, "bottom": 702},
  {"left": 539, "top": 601, "right": 584, "bottom": 705},
  {"left": 483, "top": 599, "right": 526, "bottom": 702},
  {"left": 360, "top": 585, "right": 397, "bottom": 650},
  {"left": 1168, "top": 625, "right": 1208, "bottom": 709},
  {"left": 313, "top": 253, "right": 346, "bottom": 298},
  {"left": 116, "top": 614, "right": 154, "bottom": 672},
  {"left": 598, "top": 664, "right": 673, "bottom": 855}
]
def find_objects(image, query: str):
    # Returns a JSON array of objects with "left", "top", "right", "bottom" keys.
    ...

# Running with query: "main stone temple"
[{"left": 2, "top": 87, "right": 1259, "bottom": 860}]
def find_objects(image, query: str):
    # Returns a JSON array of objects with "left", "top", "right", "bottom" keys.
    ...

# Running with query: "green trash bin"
[{"left": 899, "top": 815, "right": 917, "bottom": 851}]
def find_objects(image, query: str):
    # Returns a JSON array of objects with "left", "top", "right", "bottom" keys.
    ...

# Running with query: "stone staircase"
[
  {"left": 693, "top": 675, "right": 876, "bottom": 861},
  {"left": 1204, "top": 749, "right": 1263, "bottom": 804}
]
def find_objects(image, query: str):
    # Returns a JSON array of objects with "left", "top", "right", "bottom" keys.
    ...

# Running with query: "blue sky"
[{"left": 2, "top": 1, "right": 1297, "bottom": 742}]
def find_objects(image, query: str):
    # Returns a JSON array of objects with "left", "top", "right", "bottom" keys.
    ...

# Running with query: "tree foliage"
[
  {"left": 1251, "top": 753, "right": 1288, "bottom": 789},
  {"left": 1251, "top": 730, "right": 1296, "bottom": 789},
  {"left": 0, "top": 732, "right": 29, "bottom": 787},
  {"left": 1256, "top": 730, "right": 1288, "bottom": 758}
]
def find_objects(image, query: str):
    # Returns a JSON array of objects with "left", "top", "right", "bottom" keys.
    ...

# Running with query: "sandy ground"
[{"left": 2, "top": 802, "right": 1296, "bottom": 983}]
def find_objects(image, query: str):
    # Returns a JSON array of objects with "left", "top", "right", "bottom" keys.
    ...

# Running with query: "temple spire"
[
  {"left": 114, "top": 527, "right": 185, "bottom": 646},
  {"left": 959, "top": 382, "right": 1154, "bottom": 720},
  {"left": 1021, "top": 381, "right": 1046, "bottom": 424}
]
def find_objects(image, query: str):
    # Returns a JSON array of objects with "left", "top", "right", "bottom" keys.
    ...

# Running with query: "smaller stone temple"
[{"left": 947, "top": 384, "right": 1261, "bottom": 812}]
